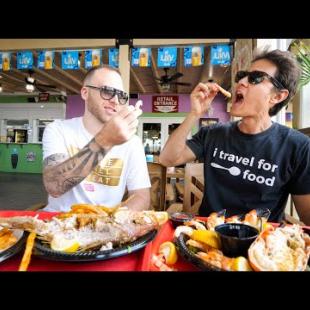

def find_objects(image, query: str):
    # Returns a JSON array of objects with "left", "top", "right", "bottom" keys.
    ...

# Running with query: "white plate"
[{"left": 0, "top": 229, "right": 24, "bottom": 253}]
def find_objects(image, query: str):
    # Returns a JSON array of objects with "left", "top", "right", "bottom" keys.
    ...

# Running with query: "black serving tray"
[
  {"left": 175, "top": 233, "right": 223, "bottom": 271},
  {"left": 0, "top": 230, "right": 28, "bottom": 263},
  {"left": 33, "top": 230, "right": 157, "bottom": 262}
]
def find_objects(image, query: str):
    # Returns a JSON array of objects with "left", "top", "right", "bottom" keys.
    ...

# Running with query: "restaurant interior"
[{"left": 0, "top": 38, "right": 309, "bottom": 272}]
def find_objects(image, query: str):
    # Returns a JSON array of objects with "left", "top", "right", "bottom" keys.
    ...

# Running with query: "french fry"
[
  {"left": 0, "top": 227, "right": 10, "bottom": 238},
  {"left": 217, "top": 85, "right": 231, "bottom": 98},
  {"left": 71, "top": 204, "right": 106, "bottom": 214},
  {"left": 18, "top": 231, "right": 36, "bottom": 272},
  {"left": 0, "top": 228, "right": 17, "bottom": 250}
]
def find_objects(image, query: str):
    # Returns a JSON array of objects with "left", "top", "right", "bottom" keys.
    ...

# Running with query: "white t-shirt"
[{"left": 42, "top": 117, "right": 151, "bottom": 212}]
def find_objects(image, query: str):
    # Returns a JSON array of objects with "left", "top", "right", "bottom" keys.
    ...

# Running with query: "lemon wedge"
[
  {"left": 191, "top": 230, "right": 221, "bottom": 249},
  {"left": 50, "top": 236, "right": 80, "bottom": 253},
  {"left": 231, "top": 256, "right": 253, "bottom": 271},
  {"left": 154, "top": 212, "right": 169, "bottom": 226},
  {"left": 158, "top": 241, "right": 178, "bottom": 265}
]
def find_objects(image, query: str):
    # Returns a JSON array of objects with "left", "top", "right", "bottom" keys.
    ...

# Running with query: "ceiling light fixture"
[
  {"left": 26, "top": 76, "right": 35, "bottom": 84},
  {"left": 26, "top": 84, "right": 35, "bottom": 92}
]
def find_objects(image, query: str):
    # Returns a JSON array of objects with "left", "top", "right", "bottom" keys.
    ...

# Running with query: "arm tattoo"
[{"left": 43, "top": 138, "right": 107, "bottom": 197}]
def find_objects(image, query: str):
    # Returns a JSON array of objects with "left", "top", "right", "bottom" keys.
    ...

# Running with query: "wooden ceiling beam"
[
  {"left": 133, "top": 39, "right": 231, "bottom": 47},
  {"left": 12, "top": 67, "right": 80, "bottom": 95},
  {"left": 31, "top": 69, "right": 80, "bottom": 94},
  {"left": 0, "top": 39, "right": 116, "bottom": 51},
  {"left": 130, "top": 67, "right": 146, "bottom": 93},
  {"left": 0, "top": 72, "right": 25, "bottom": 84},
  {"left": 10, "top": 54, "right": 80, "bottom": 94},
  {"left": 150, "top": 50, "right": 163, "bottom": 94},
  {"left": 0, "top": 81, "right": 19, "bottom": 93}
]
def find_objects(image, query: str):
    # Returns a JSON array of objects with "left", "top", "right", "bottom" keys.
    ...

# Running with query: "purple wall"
[
  {"left": 66, "top": 93, "right": 230, "bottom": 123},
  {"left": 66, "top": 95, "right": 85, "bottom": 119}
]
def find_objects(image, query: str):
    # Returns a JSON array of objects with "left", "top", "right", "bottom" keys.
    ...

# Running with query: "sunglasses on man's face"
[
  {"left": 85, "top": 85, "right": 129, "bottom": 105},
  {"left": 234, "top": 70, "right": 285, "bottom": 90}
]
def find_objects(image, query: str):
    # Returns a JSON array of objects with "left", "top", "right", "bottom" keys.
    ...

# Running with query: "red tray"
[
  {"left": 140, "top": 221, "right": 200, "bottom": 271},
  {"left": 139, "top": 218, "right": 310, "bottom": 271}
]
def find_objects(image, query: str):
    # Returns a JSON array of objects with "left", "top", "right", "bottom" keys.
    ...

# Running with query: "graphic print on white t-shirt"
[{"left": 67, "top": 144, "right": 124, "bottom": 186}]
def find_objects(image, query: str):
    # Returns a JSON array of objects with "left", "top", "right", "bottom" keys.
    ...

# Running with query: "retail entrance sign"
[{"left": 152, "top": 95, "right": 179, "bottom": 113}]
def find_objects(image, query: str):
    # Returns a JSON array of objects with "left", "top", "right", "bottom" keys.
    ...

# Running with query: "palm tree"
[{"left": 289, "top": 39, "right": 310, "bottom": 88}]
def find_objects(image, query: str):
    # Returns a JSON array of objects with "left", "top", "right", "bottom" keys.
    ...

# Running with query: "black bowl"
[
  {"left": 215, "top": 223, "right": 259, "bottom": 258},
  {"left": 170, "top": 212, "right": 194, "bottom": 228}
]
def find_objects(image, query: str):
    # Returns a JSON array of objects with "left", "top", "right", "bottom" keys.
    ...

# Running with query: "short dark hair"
[
  {"left": 252, "top": 48, "right": 301, "bottom": 116},
  {"left": 83, "top": 64, "right": 121, "bottom": 86}
]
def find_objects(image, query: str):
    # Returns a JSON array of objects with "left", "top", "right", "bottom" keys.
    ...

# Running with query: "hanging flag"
[
  {"left": 211, "top": 45, "right": 231, "bottom": 65},
  {"left": 0, "top": 52, "right": 11, "bottom": 71},
  {"left": 85, "top": 49, "right": 102, "bottom": 69},
  {"left": 61, "top": 50, "right": 80, "bottom": 70},
  {"left": 157, "top": 47, "right": 177, "bottom": 67},
  {"left": 184, "top": 46, "right": 204, "bottom": 67},
  {"left": 131, "top": 47, "right": 151, "bottom": 67},
  {"left": 109, "top": 48, "right": 119, "bottom": 68},
  {"left": 38, "top": 51, "right": 54, "bottom": 69},
  {"left": 17, "top": 51, "right": 33, "bottom": 69}
]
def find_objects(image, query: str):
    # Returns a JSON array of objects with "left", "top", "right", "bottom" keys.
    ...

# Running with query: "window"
[{"left": 37, "top": 119, "right": 54, "bottom": 142}]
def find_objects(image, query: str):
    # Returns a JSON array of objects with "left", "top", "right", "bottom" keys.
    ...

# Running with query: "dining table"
[
  {"left": 0, "top": 210, "right": 198, "bottom": 272},
  {"left": 1, "top": 210, "right": 308, "bottom": 272}
]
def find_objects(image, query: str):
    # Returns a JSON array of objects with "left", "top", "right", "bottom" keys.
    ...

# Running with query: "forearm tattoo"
[{"left": 43, "top": 138, "right": 106, "bottom": 197}]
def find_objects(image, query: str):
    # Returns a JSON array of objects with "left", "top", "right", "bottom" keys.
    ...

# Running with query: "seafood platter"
[
  {"left": 0, "top": 204, "right": 169, "bottom": 270},
  {"left": 173, "top": 208, "right": 310, "bottom": 271}
]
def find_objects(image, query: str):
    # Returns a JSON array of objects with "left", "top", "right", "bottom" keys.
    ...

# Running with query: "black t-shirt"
[{"left": 186, "top": 121, "right": 310, "bottom": 222}]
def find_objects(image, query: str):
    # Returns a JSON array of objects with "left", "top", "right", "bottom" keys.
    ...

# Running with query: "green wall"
[
  {"left": 0, "top": 95, "right": 60, "bottom": 103},
  {"left": 0, "top": 143, "right": 43, "bottom": 173}
]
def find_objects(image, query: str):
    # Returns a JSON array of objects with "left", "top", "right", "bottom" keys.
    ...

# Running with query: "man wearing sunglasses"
[
  {"left": 42, "top": 65, "right": 151, "bottom": 212},
  {"left": 160, "top": 48, "right": 310, "bottom": 225}
]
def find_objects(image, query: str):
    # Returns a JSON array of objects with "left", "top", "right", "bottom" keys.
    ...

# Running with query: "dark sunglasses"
[
  {"left": 235, "top": 70, "right": 285, "bottom": 90},
  {"left": 85, "top": 85, "right": 129, "bottom": 105}
]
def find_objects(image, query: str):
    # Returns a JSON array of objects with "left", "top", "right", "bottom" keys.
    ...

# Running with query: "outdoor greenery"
[{"left": 290, "top": 40, "right": 310, "bottom": 88}]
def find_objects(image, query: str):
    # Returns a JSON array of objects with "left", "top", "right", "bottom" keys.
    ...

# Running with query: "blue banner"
[
  {"left": 61, "top": 50, "right": 80, "bottom": 70},
  {"left": 17, "top": 51, "right": 33, "bottom": 69},
  {"left": 0, "top": 52, "right": 11, "bottom": 71},
  {"left": 157, "top": 47, "right": 177, "bottom": 67},
  {"left": 38, "top": 51, "right": 54, "bottom": 69},
  {"left": 109, "top": 48, "right": 119, "bottom": 68},
  {"left": 184, "top": 46, "right": 204, "bottom": 67},
  {"left": 131, "top": 47, "right": 151, "bottom": 67},
  {"left": 211, "top": 45, "right": 231, "bottom": 65},
  {"left": 85, "top": 49, "right": 102, "bottom": 69}
]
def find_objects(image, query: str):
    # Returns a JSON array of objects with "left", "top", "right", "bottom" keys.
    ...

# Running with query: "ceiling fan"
[
  {"left": 25, "top": 69, "right": 57, "bottom": 92},
  {"left": 155, "top": 68, "right": 191, "bottom": 87}
]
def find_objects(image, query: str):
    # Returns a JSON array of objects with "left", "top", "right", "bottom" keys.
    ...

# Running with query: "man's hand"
[
  {"left": 95, "top": 102, "right": 143, "bottom": 149},
  {"left": 190, "top": 82, "right": 220, "bottom": 117}
]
